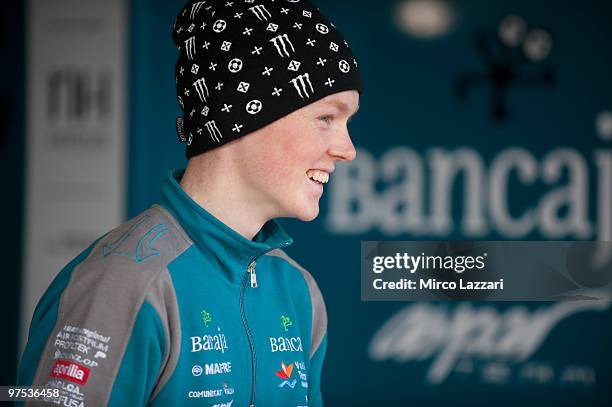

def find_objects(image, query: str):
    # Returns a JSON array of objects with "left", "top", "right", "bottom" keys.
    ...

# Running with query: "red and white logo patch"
[{"left": 50, "top": 360, "right": 90, "bottom": 385}]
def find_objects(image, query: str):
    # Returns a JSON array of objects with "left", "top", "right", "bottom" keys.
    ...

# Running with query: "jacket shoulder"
[
  {"left": 25, "top": 205, "right": 190, "bottom": 403},
  {"left": 96, "top": 204, "right": 192, "bottom": 273}
]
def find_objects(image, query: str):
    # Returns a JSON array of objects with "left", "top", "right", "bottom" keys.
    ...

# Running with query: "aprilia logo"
[{"left": 50, "top": 360, "right": 90, "bottom": 385}]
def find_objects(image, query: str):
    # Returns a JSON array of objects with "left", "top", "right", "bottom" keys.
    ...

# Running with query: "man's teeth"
[{"left": 306, "top": 169, "right": 329, "bottom": 184}]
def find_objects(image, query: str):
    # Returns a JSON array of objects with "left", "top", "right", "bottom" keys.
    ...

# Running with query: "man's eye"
[{"left": 319, "top": 115, "right": 333, "bottom": 124}]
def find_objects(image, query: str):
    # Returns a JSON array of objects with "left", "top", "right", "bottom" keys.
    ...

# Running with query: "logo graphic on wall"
[
  {"left": 455, "top": 15, "right": 555, "bottom": 121},
  {"left": 369, "top": 300, "right": 610, "bottom": 386},
  {"left": 276, "top": 362, "right": 297, "bottom": 388},
  {"left": 327, "top": 127, "right": 612, "bottom": 244}
]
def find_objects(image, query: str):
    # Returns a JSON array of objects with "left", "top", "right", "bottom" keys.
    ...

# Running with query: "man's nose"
[{"left": 328, "top": 127, "right": 357, "bottom": 161}]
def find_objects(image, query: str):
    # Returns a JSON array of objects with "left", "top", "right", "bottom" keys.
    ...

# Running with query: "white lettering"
[
  {"left": 539, "top": 149, "right": 591, "bottom": 238},
  {"left": 369, "top": 300, "right": 609, "bottom": 384},
  {"left": 378, "top": 147, "right": 427, "bottom": 235},
  {"left": 190, "top": 333, "right": 228, "bottom": 353},
  {"left": 269, "top": 336, "right": 303, "bottom": 352},
  {"left": 428, "top": 148, "right": 486, "bottom": 235},
  {"left": 489, "top": 148, "right": 537, "bottom": 237},
  {"left": 205, "top": 362, "right": 232, "bottom": 375},
  {"left": 188, "top": 389, "right": 224, "bottom": 398},
  {"left": 594, "top": 150, "right": 612, "bottom": 267},
  {"left": 329, "top": 146, "right": 609, "bottom": 240}
]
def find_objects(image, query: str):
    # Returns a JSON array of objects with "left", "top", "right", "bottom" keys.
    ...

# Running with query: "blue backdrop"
[{"left": 128, "top": 0, "right": 612, "bottom": 405}]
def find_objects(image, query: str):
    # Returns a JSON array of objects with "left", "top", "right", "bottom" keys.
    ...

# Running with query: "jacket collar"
[{"left": 159, "top": 169, "right": 293, "bottom": 284}]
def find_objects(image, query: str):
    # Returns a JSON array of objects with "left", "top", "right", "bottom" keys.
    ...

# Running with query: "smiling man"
[
  {"left": 181, "top": 90, "right": 359, "bottom": 237},
  {"left": 18, "top": 0, "right": 362, "bottom": 406}
]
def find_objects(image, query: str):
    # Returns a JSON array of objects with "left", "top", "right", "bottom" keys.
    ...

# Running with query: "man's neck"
[{"left": 179, "top": 155, "right": 270, "bottom": 241}]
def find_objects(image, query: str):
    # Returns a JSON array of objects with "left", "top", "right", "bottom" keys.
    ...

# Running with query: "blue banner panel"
[{"left": 129, "top": 0, "right": 612, "bottom": 405}]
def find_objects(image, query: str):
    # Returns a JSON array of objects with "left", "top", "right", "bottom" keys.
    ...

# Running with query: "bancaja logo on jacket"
[{"left": 18, "top": 169, "right": 327, "bottom": 407}]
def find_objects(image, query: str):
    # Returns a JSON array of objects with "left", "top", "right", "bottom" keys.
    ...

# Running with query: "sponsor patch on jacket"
[
  {"left": 50, "top": 360, "right": 91, "bottom": 385},
  {"left": 269, "top": 336, "right": 303, "bottom": 352}
]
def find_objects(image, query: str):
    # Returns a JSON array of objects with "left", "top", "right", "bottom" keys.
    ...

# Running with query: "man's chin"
[{"left": 295, "top": 204, "right": 320, "bottom": 222}]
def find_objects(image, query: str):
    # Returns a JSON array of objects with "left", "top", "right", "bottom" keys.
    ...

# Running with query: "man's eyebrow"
[{"left": 325, "top": 100, "right": 360, "bottom": 116}]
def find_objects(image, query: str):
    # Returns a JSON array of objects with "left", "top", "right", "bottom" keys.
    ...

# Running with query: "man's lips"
[
  {"left": 307, "top": 176, "right": 324, "bottom": 193},
  {"left": 306, "top": 168, "right": 331, "bottom": 184}
]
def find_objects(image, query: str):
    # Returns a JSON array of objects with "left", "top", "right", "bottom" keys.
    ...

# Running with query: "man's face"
[{"left": 234, "top": 90, "right": 359, "bottom": 222}]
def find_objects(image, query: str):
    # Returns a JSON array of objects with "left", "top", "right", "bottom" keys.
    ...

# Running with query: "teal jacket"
[{"left": 18, "top": 169, "right": 328, "bottom": 407}]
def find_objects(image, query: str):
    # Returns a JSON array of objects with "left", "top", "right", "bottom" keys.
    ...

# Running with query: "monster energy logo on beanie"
[{"left": 172, "top": 0, "right": 363, "bottom": 158}]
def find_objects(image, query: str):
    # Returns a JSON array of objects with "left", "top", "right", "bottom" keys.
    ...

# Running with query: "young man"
[{"left": 18, "top": 0, "right": 362, "bottom": 405}]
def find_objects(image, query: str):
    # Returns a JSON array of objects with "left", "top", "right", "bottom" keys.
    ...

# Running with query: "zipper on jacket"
[
  {"left": 248, "top": 260, "right": 257, "bottom": 288},
  {"left": 240, "top": 259, "right": 258, "bottom": 407},
  {"left": 240, "top": 243, "right": 290, "bottom": 407}
]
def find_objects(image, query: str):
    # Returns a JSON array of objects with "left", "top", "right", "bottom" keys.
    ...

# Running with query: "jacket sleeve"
[
  {"left": 306, "top": 274, "right": 328, "bottom": 407},
  {"left": 308, "top": 333, "right": 328, "bottom": 407},
  {"left": 107, "top": 301, "right": 166, "bottom": 405},
  {"left": 19, "top": 208, "right": 187, "bottom": 406},
  {"left": 19, "top": 297, "right": 165, "bottom": 407},
  {"left": 17, "top": 231, "right": 174, "bottom": 406}
]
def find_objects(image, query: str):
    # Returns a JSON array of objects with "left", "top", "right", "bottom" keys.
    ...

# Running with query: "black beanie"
[{"left": 172, "top": 0, "right": 363, "bottom": 159}]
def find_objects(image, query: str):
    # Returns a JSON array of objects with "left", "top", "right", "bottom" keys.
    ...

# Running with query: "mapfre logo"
[{"left": 50, "top": 360, "right": 90, "bottom": 385}]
